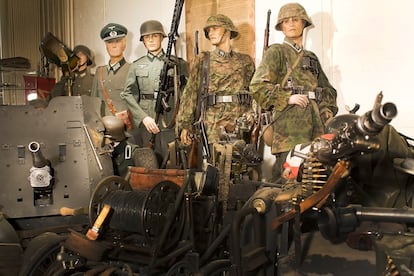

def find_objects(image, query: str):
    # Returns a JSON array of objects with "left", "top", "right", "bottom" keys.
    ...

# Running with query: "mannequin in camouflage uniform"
[
  {"left": 249, "top": 3, "right": 338, "bottom": 182},
  {"left": 121, "top": 20, "right": 188, "bottom": 165},
  {"left": 101, "top": 116, "right": 158, "bottom": 177},
  {"left": 178, "top": 14, "right": 255, "bottom": 147}
]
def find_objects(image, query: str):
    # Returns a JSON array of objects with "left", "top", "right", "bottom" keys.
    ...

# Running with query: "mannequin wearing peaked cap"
[{"left": 91, "top": 23, "right": 140, "bottom": 143}]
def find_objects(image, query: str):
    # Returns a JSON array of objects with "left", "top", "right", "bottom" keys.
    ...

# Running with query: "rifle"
[
  {"left": 186, "top": 30, "right": 202, "bottom": 169},
  {"left": 149, "top": 0, "right": 185, "bottom": 148},
  {"left": 250, "top": 9, "right": 271, "bottom": 147},
  {"left": 194, "top": 30, "right": 199, "bottom": 56}
]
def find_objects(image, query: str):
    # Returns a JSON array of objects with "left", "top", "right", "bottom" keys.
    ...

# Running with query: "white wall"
[{"left": 73, "top": 0, "right": 414, "bottom": 138}]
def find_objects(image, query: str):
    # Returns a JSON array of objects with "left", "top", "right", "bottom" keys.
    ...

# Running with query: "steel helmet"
[
  {"left": 140, "top": 20, "right": 167, "bottom": 41},
  {"left": 73, "top": 45, "right": 93, "bottom": 66},
  {"left": 275, "top": 3, "right": 313, "bottom": 31},
  {"left": 203, "top": 14, "right": 239, "bottom": 39},
  {"left": 102, "top": 116, "right": 130, "bottom": 142}
]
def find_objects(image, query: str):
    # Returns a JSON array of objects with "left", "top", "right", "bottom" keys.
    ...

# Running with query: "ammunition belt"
[{"left": 206, "top": 93, "right": 251, "bottom": 106}]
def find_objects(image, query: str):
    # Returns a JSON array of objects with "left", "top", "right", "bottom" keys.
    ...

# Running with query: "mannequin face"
[
  {"left": 207, "top": 26, "right": 229, "bottom": 46},
  {"left": 281, "top": 17, "right": 305, "bottom": 41},
  {"left": 76, "top": 51, "right": 88, "bottom": 69},
  {"left": 143, "top": 33, "right": 164, "bottom": 55},
  {"left": 105, "top": 37, "right": 127, "bottom": 59}
]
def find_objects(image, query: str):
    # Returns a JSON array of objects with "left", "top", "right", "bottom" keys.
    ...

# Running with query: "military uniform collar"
[
  {"left": 214, "top": 47, "right": 233, "bottom": 58},
  {"left": 76, "top": 69, "right": 87, "bottom": 78},
  {"left": 147, "top": 50, "right": 165, "bottom": 61},
  {"left": 107, "top": 58, "right": 126, "bottom": 73},
  {"left": 283, "top": 38, "right": 303, "bottom": 53}
]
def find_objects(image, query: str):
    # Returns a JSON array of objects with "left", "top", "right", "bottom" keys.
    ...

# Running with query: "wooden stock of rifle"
[{"left": 271, "top": 160, "right": 350, "bottom": 230}]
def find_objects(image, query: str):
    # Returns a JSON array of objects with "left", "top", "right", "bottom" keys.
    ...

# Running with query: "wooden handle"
[
  {"left": 86, "top": 204, "right": 111, "bottom": 240},
  {"left": 59, "top": 206, "right": 88, "bottom": 216}
]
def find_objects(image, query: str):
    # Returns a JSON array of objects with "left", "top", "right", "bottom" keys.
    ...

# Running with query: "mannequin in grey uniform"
[
  {"left": 101, "top": 116, "right": 158, "bottom": 177},
  {"left": 121, "top": 20, "right": 188, "bottom": 166},
  {"left": 91, "top": 23, "right": 139, "bottom": 142},
  {"left": 50, "top": 44, "right": 95, "bottom": 98}
]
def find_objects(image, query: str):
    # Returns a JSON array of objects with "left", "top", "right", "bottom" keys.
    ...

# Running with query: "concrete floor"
[{"left": 278, "top": 231, "right": 376, "bottom": 276}]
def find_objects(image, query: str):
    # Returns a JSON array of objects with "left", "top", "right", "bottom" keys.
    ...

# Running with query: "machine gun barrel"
[
  {"left": 316, "top": 92, "right": 398, "bottom": 163},
  {"left": 318, "top": 204, "right": 414, "bottom": 242},
  {"left": 356, "top": 92, "right": 398, "bottom": 136},
  {"left": 353, "top": 205, "right": 414, "bottom": 223},
  {"left": 28, "top": 141, "right": 48, "bottom": 168}
]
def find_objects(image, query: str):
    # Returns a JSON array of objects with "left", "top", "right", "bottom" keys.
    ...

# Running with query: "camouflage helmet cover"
[
  {"left": 140, "top": 20, "right": 167, "bottom": 41},
  {"left": 275, "top": 3, "right": 313, "bottom": 31},
  {"left": 102, "top": 116, "right": 130, "bottom": 142},
  {"left": 203, "top": 14, "right": 239, "bottom": 39}
]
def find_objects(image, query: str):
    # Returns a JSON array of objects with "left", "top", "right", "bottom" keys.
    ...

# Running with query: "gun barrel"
[
  {"left": 357, "top": 94, "right": 397, "bottom": 136},
  {"left": 28, "top": 141, "right": 48, "bottom": 168},
  {"left": 354, "top": 205, "right": 414, "bottom": 223}
]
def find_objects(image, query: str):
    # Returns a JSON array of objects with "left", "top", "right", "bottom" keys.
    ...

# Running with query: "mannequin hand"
[
  {"left": 288, "top": 94, "right": 309, "bottom": 108},
  {"left": 143, "top": 116, "right": 160, "bottom": 134},
  {"left": 180, "top": 128, "right": 193, "bottom": 145}
]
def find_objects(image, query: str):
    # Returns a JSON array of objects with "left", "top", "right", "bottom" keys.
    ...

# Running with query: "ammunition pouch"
[
  {"left": 206, "top": 92, "right": 252, "bottom": 107},
  {"left": 301, "top": 56, "right": 319, "bottom": 75}
]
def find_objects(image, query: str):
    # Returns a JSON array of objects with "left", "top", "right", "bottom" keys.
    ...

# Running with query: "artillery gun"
[{"left": 0, "top": 96, "right": 113, "bottom": 274}]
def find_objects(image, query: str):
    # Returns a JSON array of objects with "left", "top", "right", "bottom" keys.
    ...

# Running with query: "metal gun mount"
[{"left": 316, "top": 92, "right": 398, "bottom": 163}]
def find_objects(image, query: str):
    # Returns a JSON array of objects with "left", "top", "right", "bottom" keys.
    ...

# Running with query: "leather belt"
[
  {"left": 140, "top": 93, "right": 156, "bottom": 100},
  {"left": 206, "top": 93, "right": 251, "bottom": 106},
  {"left": 291, "top": 87, "right": 322, "bottom": 101}
]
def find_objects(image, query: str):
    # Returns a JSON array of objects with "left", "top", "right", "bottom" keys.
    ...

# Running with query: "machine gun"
[
  {"left": 149, "top": 0, "right": 185, "bottom": 148},
  {"left": 316, "top": 91, "right": 398, "bottom": 164}
]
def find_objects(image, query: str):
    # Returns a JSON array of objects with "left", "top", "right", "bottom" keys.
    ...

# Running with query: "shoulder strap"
[
  {"left": 99, "top": 67, "right": 117, "bottom": 115},
  {"left": 281, "top": 47, "right": 304, "bottom": 88}
]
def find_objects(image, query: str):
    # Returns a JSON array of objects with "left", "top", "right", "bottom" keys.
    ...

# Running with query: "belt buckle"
[
  {"left": 307, "top": 91, "right": 316, "bottom": 100},
  {"left": 222, "top": 95, "right": 232, "bottom": 103},
  {"left": 153, "top": 92, "right": 158, "bottom": 99}
]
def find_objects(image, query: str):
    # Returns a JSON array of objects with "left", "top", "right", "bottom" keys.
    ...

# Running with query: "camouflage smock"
[
  {"left": 177, "top": 48, "right": 255, "bottom": 144},
  {"left": 249, "top": 38, "right": 338, "bottom": 154},
  {"left": 120, "top": 51, "right": 188, "bottom": 129},
  {"left": 91, "top": 58, "right": 131, "bottom": 116}
]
